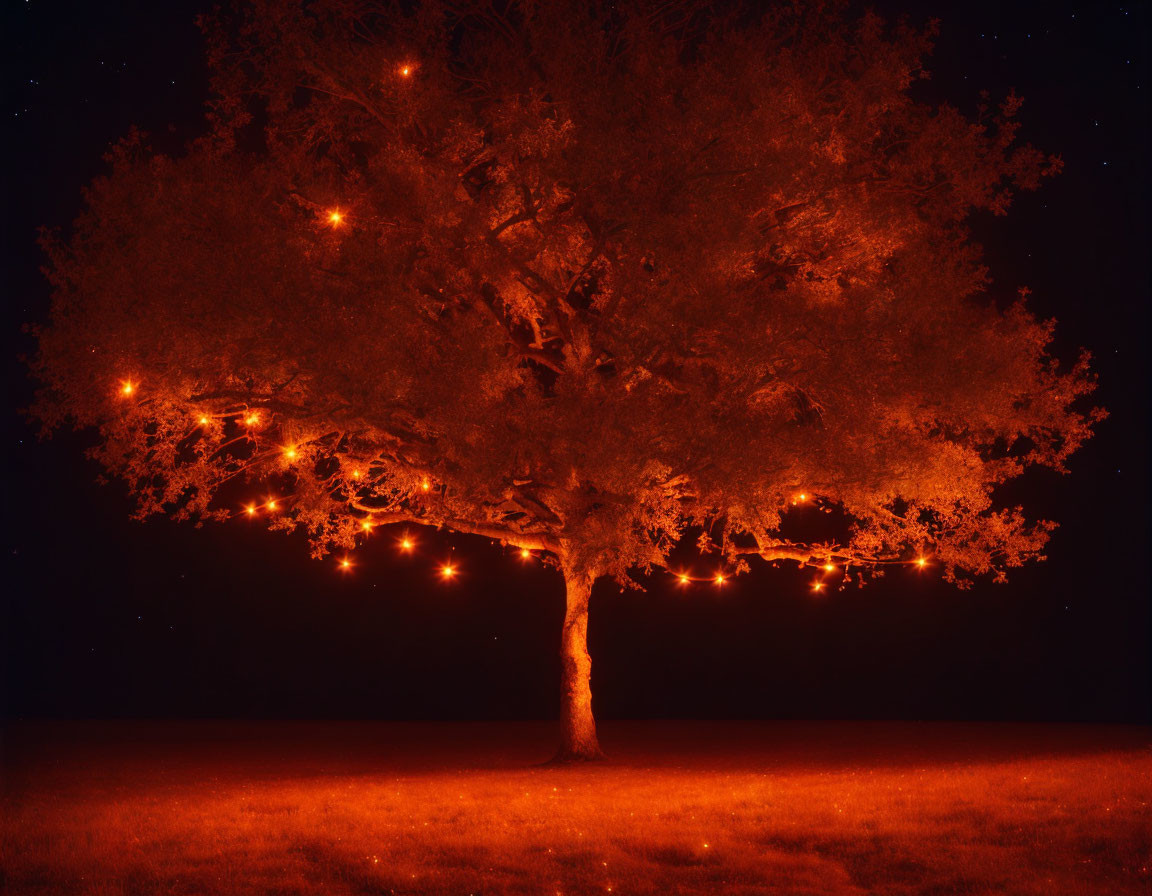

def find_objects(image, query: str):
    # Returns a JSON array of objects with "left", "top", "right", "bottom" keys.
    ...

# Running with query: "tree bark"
[{"left": 554, "top": 568, "right": 605, "bottom": 761}]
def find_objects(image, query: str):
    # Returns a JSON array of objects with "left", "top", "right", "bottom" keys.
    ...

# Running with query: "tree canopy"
[{"left": 34, "top": 0, "right": 1098, "bottom": 589}]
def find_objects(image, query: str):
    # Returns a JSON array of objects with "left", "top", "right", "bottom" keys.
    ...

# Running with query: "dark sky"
[{"left": 3, "top": 0, "right": 1148, "bottom": 723}]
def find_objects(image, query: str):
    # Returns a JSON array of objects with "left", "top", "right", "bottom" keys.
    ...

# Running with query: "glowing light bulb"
[
  {"left": 812, "top": 581, "right": 824, "bottom": 592},
  {"left": 824, "top": 563, "right": 835, "bottom": 572},
  {"left": 916, "top": 557, "right": 927, "bottom": 569},
  {"left": 361, "top": 520, "right": 373, "bottom": 532},
  {"left": 352, "top": 470, "right": 361, "bottom": 479},
  {"left": 267, "top": 499, "right": 277, "bottom": 510},
  {"left": 678, "top": 574, "right": 690, "bottom": 585},
  {"left": 400, "top": 538, "right": 413, "bottom": 551},
  {"left": 198, "top": 415, "right": 209, "bottom": 425},
  {"left": 714, "top": 573, "right": 726, "bottom": 586},
  {"left": 340, "top": 558, "right": 352, "bottom": 570},
  {"left": 285, "top": 447, "right": 298, "bottom": 460},
  {"left": 421, "top": 479, "right": 430, "bottom": 492},
  {"left": 328, "top": 210, "right": 343, "bottom": 226},
  {"left": 120, "top": 381, "right": 135, "bottom": 396},
  {"left": 441, "top": 563, "right": 456, "bottom": 579},
  {"left": 798, "top": 493, "right": 807, "bottom": 501},
  {"left": 399, "top": 64, "right": 412, "bottom": 77},
  {"left": 520, "top": 548, "right": 531, "bottom": 559},
  {"left": 246, "top": 504, "right": 256, "bottom": 516}
]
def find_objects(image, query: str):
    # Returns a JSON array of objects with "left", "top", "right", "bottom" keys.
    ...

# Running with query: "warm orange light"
[
  {"left": 824, "top": 562, "right": 835, "bottom": 572},
  {"left": 798, "top": 493, "right": 807, "bottom": 501},
  {"left": 120, "top": 381, "right": 136, "bottom": 396},
  {"left": 198, "top": 415, "right": 209, "bottom": 425},
  {"left": 246, "top": 504, "right": 256, "bottom": 516},
  {"left": 441, "top": 563, "right": 456, "bottom": 579},
  {"left": 812, "top": 580, "right": 825, "bottom": 592},
  {"left": 520, "top": 548, "right": 531, "bottom": 560},
  {"left": 678, "top": 574, "right": 691, "bottom": 585},
  {"left": 916, "top": 557, "right": 927, "bottom": 569},
  {"left": 352, "top": 469, "right": 361, "bottom": 479},
  {"left": 245, "top": 413, "right": 260, "bottom": 426},
  {"left": 340, "top": 557, "right": 352, "bottom": 571},
  {"left": 267, "top": 499, "right": 277, "bottom": 510},
  {"left": 284, "top": 447, "right": 298, "bottom": 460},
  {"left": 361, "top": 520, "right": 373, "bottom": 532},
  {"left": 421, "top": 479, "right": 431, "bottom": 492},
  {"left": 399, "top": 64, "right": 412, "bottom": 77},
  {"left": 328, "top": 210, "right": 343, "bottom": 226},
  {"left": 400, "top": 537, "right": 413, "bottom": 551},
  {"left": 714, "top": 573, "right": 726, "bottom": 586}
]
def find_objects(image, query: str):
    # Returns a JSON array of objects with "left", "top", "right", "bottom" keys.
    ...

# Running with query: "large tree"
[{"left": 33, "top": 0, "right": 1098, "bottom": 760}]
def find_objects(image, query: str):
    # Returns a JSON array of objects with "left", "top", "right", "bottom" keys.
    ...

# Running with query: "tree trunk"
[{"left": 554, "top": 569, "right": 605, "bottom": 761}]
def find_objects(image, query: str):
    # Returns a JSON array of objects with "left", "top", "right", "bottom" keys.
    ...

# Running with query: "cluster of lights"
[
  {"left": 323, "top": 523, "right": 542, "bottom": 580},
  {"left": 243, "top": 498, "right": 281, "bottom": 517}
]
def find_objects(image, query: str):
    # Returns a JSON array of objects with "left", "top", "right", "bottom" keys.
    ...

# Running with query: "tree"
[{"left": 32, "top": 0, "right": 1099, "bottom": 760}]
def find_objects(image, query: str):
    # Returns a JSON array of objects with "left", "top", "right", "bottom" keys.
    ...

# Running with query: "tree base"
[{"left": 542, "top": 747, "right": 608, "bottom": 765}]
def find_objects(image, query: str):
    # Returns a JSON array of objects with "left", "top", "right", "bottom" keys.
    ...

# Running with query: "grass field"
[{"left": 2, "top": 721, "right": 1149, "bottom": 895}]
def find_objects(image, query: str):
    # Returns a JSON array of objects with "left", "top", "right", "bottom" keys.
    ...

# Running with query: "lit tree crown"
[{"left": 33, "top": 0, "right": 1099, "bottom": 585}]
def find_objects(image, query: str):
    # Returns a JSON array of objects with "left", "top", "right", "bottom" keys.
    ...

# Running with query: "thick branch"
[
  {"left": 349, "top": 504, "right": 559, "bottom": 553},
  {"left": 731, "top": 540, "right": 904, "bottom": 567}
]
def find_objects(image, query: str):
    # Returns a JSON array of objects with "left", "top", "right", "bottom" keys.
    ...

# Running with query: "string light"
[
  {"left": 284, "top": 446, "right": 298, "bottom": 460},
  {"left": 678, "top": 573, "right": 691, "bottom": 585},
  {"left": 421, "top": 479, "right": 431, "bottom": 492},
  {"left": 246, "top": 504, "right": 256, "bottom": 516},
  {"left": 328, "top": 210, "right": 343, "bottom": 226},
  {"left": 824, "top": 562, "right": 835, "bottom": 572},
  {"left": 400, "top": 537, "right": 413, "bottom": 551},
  {"left": 520, "top": 548, "right": 531, "bottom": 560},
  {"left": 440, "top": 563, "right": 456, "bottom": 579},
  {"left": 340, "top": 557, "right": 352, "bottom": 571},
  {"left": 812, "top": 580, "right": 825, "bottom": 593},
  {"left": 351, "top": 469, "right": 361, "bottom": 479},
  {"left": 714, "top": 573, "right": 726, "bottom": 586},
  {"left": 399, "top": 64, "right": 412, "bottom": 77},
  {"left": 361, "top": 520, "right": 373, "bottom": 532},
  {"left": 916, "top": 557, "right": 927, "bottom": 569},
  {"left": 120, "top": 381, "right": 136, "bottom": 397},
  {"left": 198, "top": 415, "right": 209, "bottom": 425},
  {"left": 267, "top": 499, "right": 277, "bottom": 510}
]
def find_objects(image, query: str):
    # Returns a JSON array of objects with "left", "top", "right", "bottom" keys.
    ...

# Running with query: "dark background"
[{"left": 2, "top": 0, "right": 1148, "bottom": 723}]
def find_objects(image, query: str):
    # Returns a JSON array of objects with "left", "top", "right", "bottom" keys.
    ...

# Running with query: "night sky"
[{"left": 3, "top": 0, "right": 1148, "bottom": 724}]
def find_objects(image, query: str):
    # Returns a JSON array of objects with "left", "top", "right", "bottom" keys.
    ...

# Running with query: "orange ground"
[{"left": 2, "top": 721, "right": 1149, "bottom": 895}]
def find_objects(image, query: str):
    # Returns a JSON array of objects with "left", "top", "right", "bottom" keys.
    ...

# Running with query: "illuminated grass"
[{"left": 2, "top": 722, "right": 1148, "bottom": 894}]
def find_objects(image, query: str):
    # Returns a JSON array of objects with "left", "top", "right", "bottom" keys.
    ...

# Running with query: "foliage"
[{"left": 33, "top": 0, "right": 1099, "bottom": 586}]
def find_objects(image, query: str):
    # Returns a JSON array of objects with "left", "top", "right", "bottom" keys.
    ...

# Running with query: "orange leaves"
[{"left": 35, "top": 2, "right": 1096, "bottom": 591}]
